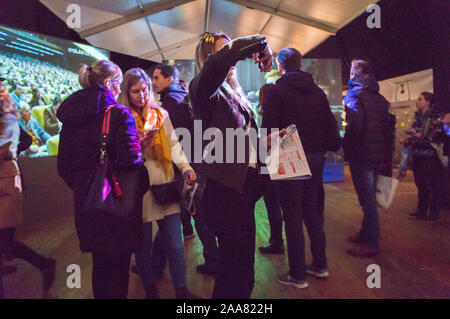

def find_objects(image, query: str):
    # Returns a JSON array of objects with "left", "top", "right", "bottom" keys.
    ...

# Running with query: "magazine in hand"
[{"left": 265, "top": 124, "right": 312, "bottom": 181}]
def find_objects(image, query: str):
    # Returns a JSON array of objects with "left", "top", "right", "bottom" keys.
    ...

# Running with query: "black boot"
[
  {"left": 258, "top": 242, "right": 284, "bottom": 255},
  {"left": 144, "top": 285, "right": 160, "bottom": 299}
]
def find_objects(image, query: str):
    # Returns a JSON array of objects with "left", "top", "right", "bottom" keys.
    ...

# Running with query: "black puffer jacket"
[
  {"left": 261, "top": 71, "right": 341, "bottom": 155},
  {"left": 160, "top": 84, "right": 193, "bottom": 133},
  {"left": 160, "top": 84, "right": 194, "bottom": 176},
  {"left": 344, "top": 74, "right": 391, "bottom": 164},
  {"left": 57, "top": 85, "right": 147, "bottom": 253}
]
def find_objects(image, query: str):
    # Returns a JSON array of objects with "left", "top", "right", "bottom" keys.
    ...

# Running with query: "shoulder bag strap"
[{"left": 100, "top": 106, "right": 112, "bottom": 163}]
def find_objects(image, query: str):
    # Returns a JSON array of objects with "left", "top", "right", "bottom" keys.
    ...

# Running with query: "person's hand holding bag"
[{"left": 184, "top": 170, "right": 197, "bottom": 186}]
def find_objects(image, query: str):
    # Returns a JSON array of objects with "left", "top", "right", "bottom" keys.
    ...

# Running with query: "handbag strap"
[{"left": 100, "top": 106, "right": 113, "bottom": 163}]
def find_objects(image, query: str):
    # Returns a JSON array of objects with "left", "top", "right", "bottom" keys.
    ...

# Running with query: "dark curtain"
[{"left": 305, "top": 0, "right": 449, "bottom": 108}]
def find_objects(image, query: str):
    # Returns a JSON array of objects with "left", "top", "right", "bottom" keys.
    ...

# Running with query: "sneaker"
[
  {"left": 306, "top": 265, "right": 329, "bottom": 278},
  {"left": 258, "top": 243, "right": 284, "bottom": 255},
  {"left": 277, "top": 273, "right": 309, "bottom": 289},
  {"left": 183, "top": 232, "right": 196, "bottom": 240},
  {"left": 196, "top": 264, "right": 217, "bottom": 276}
]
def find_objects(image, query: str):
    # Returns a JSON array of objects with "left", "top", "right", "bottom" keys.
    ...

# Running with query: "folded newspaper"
[{"left": 265, "top": 124, "right": 312, "bottom": 181}]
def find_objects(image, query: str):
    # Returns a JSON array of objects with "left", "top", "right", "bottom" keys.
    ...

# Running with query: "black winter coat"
[
  {"left": 160, "top": 84, "right": 193, "bottom": 168},
  {"left": 344, "top": 74, "right": 391, "bottom": 164},
  {"left": 57, "top": 85, "right": 146, "bottom": 253},
  {"left": 261, "top": 71, "right": 341, "bottom": 155},
  {"left": 160, "top": 84, "right": 193, "bottom": 133},
  {"left": 189, "top": 35, "right": 267, "bottom": 193}
]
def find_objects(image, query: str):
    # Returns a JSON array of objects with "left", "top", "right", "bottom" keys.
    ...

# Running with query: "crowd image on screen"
[{"left": 0, "top": 51, "right": 79, "bottom": 157}]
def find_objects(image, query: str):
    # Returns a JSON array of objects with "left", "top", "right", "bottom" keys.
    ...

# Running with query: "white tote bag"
[{"left": 376, "top": 175, "right": 399, "bottom": 210}]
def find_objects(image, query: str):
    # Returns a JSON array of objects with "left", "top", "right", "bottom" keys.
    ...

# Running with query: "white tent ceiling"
[{"left": 40, "top": 0, "right": 376, "bottom": 63}]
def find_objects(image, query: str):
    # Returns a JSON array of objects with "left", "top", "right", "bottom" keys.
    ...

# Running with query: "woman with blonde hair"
[
  {"left": 118, "top": 67, "right": 197, "bottom": 299},
  {"left": 57, "top": 60, "right": 148, "bottom": 298}
]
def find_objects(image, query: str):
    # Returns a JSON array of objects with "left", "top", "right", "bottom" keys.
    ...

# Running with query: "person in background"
[
  {"left": 344, "top": 59, "right": 392, "bottom": 257},
  {"left": 262, "top": 47, "right": 340, "bottom": 288},
  {"left": 57, "top": 60, "right": 148, "bottom": 299},
  {"left": 29, "top": 88, "right": 45, "bottom": 108},
  {"left": 190, "top": 32, "right": 273, "bottom": 298},
  {"left": 44, "top": 96, "right": 62, "bottom": 136},
  {"left": 403, "top": 92, "right": 446, "bottom": 223},
  {"left": 0, "top": 97, "right": 55, "bottom": 299},
  {"left": 152, "top": 64, "right": 196, "bottom": 240},
  {"left": 0, "top": 78, "right": 10, "bottom": 101},
  {"left": 18, "top": 104, "right": 50, "bottom": 157},
  {"left": 9, "top": 84, "right": 25, "bottom": 110},
  {"left": 119, "top": 67, "right": 199, "bottom": 299},
  {"left": 152, "top": 64, "right": 218, "bottom": 276}
]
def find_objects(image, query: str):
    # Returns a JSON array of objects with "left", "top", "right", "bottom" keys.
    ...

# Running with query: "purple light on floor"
[{"left": 102, "top": 179, "right": 111, "bottom": 200}]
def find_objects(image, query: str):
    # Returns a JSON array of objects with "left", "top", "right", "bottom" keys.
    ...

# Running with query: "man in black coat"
[
  {"left": 344, "top": 59, "right": 392, "bottom": 257},
  {"left": 152, "top": 64, "right": 218, "bottom": 276},
  {"left": 261, "top": 47, "right": 341, "bottom": 288}
]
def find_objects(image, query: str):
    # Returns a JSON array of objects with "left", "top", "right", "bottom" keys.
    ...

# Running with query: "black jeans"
[
  {"left": 202, "top": 168, "right": 263, "bottom": 299},
  {"left": 275, "top": 153, "right": 327, "bottom": 280},
  {"left": 192, "top": 194, "right": 219, "bottom": 267},
  {"left": 180, "top": 206, "right": 194, "bottom": 236},
  {"left": 91, "top": 252, "right": 131, "bottom": 299},
  {"left": 262, "top": 181, "right": 283, "bottom": 245},
  {"left": 413, "top": 153, "right": 445, "bottom": 217},
  {"left": 0, "top": 227, "right": 48, "bottom": 269},
  {"left": 0, "top": 227, "right": 49, "bottom": 299},
  {"left": 349, "top": 161, "right": 381, "bottom": 249}
]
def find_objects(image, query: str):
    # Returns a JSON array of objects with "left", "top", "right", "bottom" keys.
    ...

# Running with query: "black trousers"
[
  {"left": 180, "top": 206, "right": 194, "bottom": 236},
  {"left": 91, "top": 252, "right": 131, "bottom": 299},
  {"left": 202, "top": 168, "right": 263, "bottom": 299},
  {"left": 0, "top": 227, "right": 49, "bottom": 299},
  {"left": 412, "top": 153, "right": 445, "bottom": 217},
  {"left": 262, "top": 181, "right": 283, "bottom": 245},
  {"left": 274, "top": 153, "right": 327, "bottom": 279}
]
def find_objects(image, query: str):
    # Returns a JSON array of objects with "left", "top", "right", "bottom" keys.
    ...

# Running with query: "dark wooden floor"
[{"left": 3, "top": 167, "right": 450, "bottom": 299}]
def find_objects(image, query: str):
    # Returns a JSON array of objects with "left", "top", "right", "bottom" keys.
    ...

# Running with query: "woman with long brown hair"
[
  {"left": 190, "top": 32, "right": 273, "bottom": 298},
  {"left": 119, "top": 68, "right": 197, "bottom": 299}
]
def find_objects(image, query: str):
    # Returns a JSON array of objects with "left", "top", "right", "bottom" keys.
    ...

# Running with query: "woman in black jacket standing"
[
  {"left": 189, "top": 32, "right": 273, "bottom": 298},
  {"left": 403, "top": 92, "right": 446, "bottom": 223},
  {"left": 57, "top": 60, "right": 147, "bottom": 299}
]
